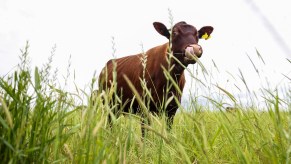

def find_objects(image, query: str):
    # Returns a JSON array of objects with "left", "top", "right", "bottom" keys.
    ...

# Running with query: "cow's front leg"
[
  {"left": 166, "top": 105, "right": 178, "bottom": 130},
  {"left": 141, "top": 114, "right": 151, "bottom": 138}
]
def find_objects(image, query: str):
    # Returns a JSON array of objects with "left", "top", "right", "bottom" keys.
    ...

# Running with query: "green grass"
[{"left": 0, "top": 42, "right": 290, "bottom": 163}]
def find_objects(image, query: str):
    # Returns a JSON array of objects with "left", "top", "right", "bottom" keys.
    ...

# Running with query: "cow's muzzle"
[{"left": 184, "top": 44, "right": 203, "bottom": 64}]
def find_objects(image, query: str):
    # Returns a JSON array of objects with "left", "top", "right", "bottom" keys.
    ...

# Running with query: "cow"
[{"left": 98, "top": 21, "right": 214, "bottom": 136}]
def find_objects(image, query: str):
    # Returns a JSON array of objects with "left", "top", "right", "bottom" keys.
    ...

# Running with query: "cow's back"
[
  {"left": 98, "top": 43, "right": 185, "bottom": 112},
  {"left": 99, "top": 53, "right": 143, "bottom": 99}
]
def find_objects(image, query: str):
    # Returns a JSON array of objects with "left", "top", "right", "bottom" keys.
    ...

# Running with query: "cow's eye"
[
  {"left": 172, "top": 31, "right": 178, "bottom": 36},
  {"left": 194, "top": 34, "right": 199, "bottom": 40}
]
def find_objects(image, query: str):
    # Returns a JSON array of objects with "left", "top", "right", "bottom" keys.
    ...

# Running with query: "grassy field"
[{"left": 0, "top": 43, "right": 290, "bottom": 163}]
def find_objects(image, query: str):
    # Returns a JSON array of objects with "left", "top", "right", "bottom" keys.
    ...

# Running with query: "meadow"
[{"left": 0, "top": 41, "right": 290, "bottom": 164}]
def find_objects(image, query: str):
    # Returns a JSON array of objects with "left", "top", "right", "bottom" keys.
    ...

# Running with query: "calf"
[{"left": 98, "top": 21, "right": 213, "bottom": 135}]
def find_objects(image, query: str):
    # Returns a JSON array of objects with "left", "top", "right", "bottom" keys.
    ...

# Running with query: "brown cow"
[{"left": 98, "top": 21, "right": 213, "bottom": 136}]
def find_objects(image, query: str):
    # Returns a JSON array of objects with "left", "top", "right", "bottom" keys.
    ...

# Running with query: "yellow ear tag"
[{"left": 201, "top": 33, "right": 211, "bottom": 40}]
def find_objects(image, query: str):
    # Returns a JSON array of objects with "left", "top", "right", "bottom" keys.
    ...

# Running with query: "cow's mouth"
[{"left": 183, "top": 44, "right": 203, "bottom": 64}]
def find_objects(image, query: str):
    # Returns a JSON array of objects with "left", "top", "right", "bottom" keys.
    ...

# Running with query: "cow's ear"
[
  {"left": 198, "top": 26, "right": 214, "bottom": 40},
  {"left": 153, "top": 22, "right": 170, "bottom": 39}
]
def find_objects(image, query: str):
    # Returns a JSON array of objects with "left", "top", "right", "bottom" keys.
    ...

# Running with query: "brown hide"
[{"left": 99, "top": 43, "right": 185, "bottom": 114}]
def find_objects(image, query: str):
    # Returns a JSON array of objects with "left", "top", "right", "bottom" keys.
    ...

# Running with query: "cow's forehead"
[
  {"left": 173, "top": 22, "right": 197, "bottom": 32},
  {"left": 174, "top": 21, "right": 187, "bottom": 27}
]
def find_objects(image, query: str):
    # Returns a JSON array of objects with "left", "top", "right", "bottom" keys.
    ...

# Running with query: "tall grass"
[{"left": 1, "top": 38, "right": 290, "bottom": 163}]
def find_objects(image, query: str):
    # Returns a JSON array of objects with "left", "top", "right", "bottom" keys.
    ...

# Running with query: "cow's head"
[{"left": 153, "top": 21, "right": 213, "bottom": 65}]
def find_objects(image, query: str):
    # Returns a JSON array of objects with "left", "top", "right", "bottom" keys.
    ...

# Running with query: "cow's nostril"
[{"left": 191, "top": 45, "right": 202, "bottom": 55}]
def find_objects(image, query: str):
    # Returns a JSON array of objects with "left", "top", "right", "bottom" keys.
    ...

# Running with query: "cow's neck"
[
  {"left": 171, "top": 58, "right": 185, "bottom": 81},
  {"left": 165, "top": 49, "right": 186, "bottom": 82}
]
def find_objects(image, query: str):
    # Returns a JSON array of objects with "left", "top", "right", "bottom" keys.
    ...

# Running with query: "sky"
[{"left": 0, "top": 0, "right": 290, "bottom": 106}]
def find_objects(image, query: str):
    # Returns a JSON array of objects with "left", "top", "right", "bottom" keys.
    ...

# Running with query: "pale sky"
[{"left": 1, "top": 0, "right": 290, "bottom": 106}]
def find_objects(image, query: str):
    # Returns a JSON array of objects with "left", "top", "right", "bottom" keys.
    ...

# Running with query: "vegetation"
[{"left": 0, "top": 39, "right": 290, "bottom": 164}]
